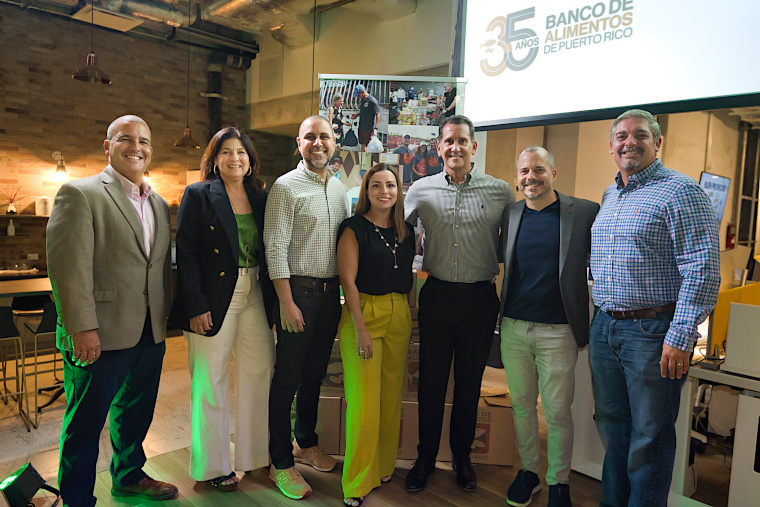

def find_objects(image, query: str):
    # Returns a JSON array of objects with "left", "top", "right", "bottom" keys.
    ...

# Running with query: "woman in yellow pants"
[{"left": 337, "top": 164, "right": 414, "bottom": 506}]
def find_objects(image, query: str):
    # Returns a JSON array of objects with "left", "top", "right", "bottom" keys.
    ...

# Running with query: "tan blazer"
[{"left": 46, "top": 168, "right": 172, "bottom": 351}]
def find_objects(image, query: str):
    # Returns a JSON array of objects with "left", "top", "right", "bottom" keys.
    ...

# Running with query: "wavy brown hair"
[
  {"left": 200, "top": 127, "right": 264, "bottom": 190},
  {"left": 354, "top": 163, "right": 408, "bottom": 243}
]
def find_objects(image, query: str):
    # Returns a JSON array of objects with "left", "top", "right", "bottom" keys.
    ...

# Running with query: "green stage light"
[{"left": 0, "top": 462, "right": 58, "bottom": 507}]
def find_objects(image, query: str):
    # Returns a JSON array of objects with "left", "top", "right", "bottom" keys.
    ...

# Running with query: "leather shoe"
[
  {"left": 405, "top": 458, "right": 434, "bottom": 492},
  {"left": 452, "top": 456, "right": 477, "bottom": 491},
  {"left": 111, "top": 476, "right": 178, "bottom": 500}
]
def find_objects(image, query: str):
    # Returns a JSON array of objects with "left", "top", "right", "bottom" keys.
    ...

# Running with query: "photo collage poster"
[{"left": 319, "top": 74, "right": 467, "bottom": 209}]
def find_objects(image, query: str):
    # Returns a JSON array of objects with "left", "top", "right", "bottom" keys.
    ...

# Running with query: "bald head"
[
  {"left": 516, "top": 145, "right": 554, "bottom": 170},
  {"left": 297, "top": 115, "right": 335, "bottom": 173},
  {"left": 107, "top": 115, "right": 150, "bottom": 141},
  {"left": 299, "top": 115, "right": 332, "bottom": 138}
]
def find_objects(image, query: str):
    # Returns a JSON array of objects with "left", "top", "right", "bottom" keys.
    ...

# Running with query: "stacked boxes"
[
  {"left": 315, "top": 332, "right": 514, "bottom": 464},
  {"left": 320, "top": 339, "right": 344, "bottom": 397},
  {"left": 289, "top": 396, "right": 342, "bottom": 455}
]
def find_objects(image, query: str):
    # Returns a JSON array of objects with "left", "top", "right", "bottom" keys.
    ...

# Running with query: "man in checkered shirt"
[
  {"left": 264, "top": 115, "right": 350, "bottom": 500},
  {"left": 589, "top": 109, "right": 720, "bottom": 507}
]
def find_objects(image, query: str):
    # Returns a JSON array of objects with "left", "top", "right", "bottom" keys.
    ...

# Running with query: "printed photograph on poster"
[
  {"left": 387, "top": 125, "right": 443, "bottom": 187},
  {"left": 341, "top": 152, "right": 377, "bottom": 213},
  {"left": 390, "top": 81, "right": 460, "bottom": 128},
  {"left": 320, "top": 78, "right": 389, "bottom": 153},
  {"left": 320, "top": 74, "right": 467, "bottom": 153}
]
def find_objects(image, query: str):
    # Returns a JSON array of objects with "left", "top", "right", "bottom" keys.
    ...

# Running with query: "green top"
[{"left": 234, "top": 213, "right": 259, "bottom": 268}]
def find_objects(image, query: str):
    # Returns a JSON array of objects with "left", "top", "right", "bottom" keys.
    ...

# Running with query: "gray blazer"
[
  {"left": 47, "top": 168, "right": 172, "bottom": 351},
  {"left": 499, "top": 191, "right": 599, "bottom": 347}
]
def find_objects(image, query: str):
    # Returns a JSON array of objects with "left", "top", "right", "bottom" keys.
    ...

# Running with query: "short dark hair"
[
  {"left": 439, "top": 115, "right": 475, "bottom": 141},
  {"left": 517, "top": 146, "right": 555, "bottom": 170}
]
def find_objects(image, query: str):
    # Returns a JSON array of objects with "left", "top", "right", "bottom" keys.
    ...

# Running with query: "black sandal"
[
  {"left": 343, "top": 498, "right": 363, "bottom": 506},
  {"left": 209, "top": 472, "right": 238, "bottom": 491}
]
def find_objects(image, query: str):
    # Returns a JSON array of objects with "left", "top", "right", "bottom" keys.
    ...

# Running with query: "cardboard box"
[
  {"left": 473, "top": 366, "right": 515, "bottom": 466},
  {"left": 320, "top": 339, "right": 344, "bottom": 397},
  {"left": 410, "top": 306, "right": 420, "bottom": 343},
  {"left": 339, "top": 399, "right": 451, "bottom": 460},
  {"left": 339, "top": 397, "right": 514, "bottom": 466},
  {"left": 471, "top": 397, "right": 515, "bottom": 466},
  {"left": 402, "top": 342, "right": 454, "bottom": 403},
  {"left": 397, "top": 401, "right": 453, "bottom": 461},
  {"left": 290, "top": 395, "right": 342, "bottom": 455}
]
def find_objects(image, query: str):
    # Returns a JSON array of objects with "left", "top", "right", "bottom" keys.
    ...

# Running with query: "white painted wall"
[{"left": 249, "top": 0, "right": 456, "bottom": 103}]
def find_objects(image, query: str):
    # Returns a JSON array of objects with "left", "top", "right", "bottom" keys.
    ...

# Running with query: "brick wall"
[{"left": 0, "top": 4, "right": 294, "bottom": 269}]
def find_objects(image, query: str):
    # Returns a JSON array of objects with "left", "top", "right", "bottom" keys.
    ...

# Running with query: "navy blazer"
[
  {"left": 499, "top": 191, "right": 599, "bottom": 347},
  {"left": 169, "top": 178, "right": 275, "bottom": 335}
]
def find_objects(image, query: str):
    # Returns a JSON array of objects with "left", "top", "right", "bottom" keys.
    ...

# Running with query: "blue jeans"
[{"left": 589, "top": 308, "right": 685, "bottom": 507}]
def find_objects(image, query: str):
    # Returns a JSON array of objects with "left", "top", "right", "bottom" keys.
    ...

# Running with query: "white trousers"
[
  {"left": 500, "top": 317, "right": 578, "bottom": 485},
  {"left": 186, "top": 268, "right": 275, "bottom": 480}
]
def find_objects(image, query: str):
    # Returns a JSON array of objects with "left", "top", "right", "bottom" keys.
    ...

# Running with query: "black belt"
[
  {"left": 290, "top": 276, "right": 340, "bottom": 292},
  {"left": 427, "top": 276, "right": 494, "bottom": 291},
  {"left": 606, "top": 302, "right": 676, "bottom": 320}
]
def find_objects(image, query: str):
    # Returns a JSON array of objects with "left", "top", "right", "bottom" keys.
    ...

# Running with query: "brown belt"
[
  {"left": 290, "top": 276, "right": 340, "bottom": 292},
  {"left": 606, "top": 302, "right": 677, "bottom": 320}
]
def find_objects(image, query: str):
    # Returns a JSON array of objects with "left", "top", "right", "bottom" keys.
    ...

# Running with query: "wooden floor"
[
  {"left": 24, "top": 438, "right": 734, "bottom": 507},
  {"left": 29, "top": 451, "right": 605, "bottom": 506},
  {"left": 7, "top": 336, "right": 731, "bottom": 507}
]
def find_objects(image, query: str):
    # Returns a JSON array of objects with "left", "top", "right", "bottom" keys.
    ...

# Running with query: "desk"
[
  {"left": 572, "top": 353, "right": 759, "bottom": 506},
  {"left": 669, "top": 364, "right": 760, "bottom": 507},
  {"left": 0, "top": 277, "right": 52, "bottom": 298}
]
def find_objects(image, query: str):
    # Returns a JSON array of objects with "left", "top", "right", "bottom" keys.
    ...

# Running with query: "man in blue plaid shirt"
[{"left": 589, "top": 109, "right": 720, "bottom": 507}]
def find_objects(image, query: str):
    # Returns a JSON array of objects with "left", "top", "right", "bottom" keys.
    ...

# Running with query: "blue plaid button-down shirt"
[{"left": 590, "top": 159, "right": 720, "bottom": 351}]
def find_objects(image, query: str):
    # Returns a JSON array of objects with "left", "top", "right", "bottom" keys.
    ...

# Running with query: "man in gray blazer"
[
  {"left": 47, "top": 115, "right": 177, "bottom": 507},
  {"left": 499, "top": 146, "right": 598, "bottom": 507}
]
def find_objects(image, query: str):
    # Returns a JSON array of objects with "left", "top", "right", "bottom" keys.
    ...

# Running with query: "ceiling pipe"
[{"left": 203, "top": 52, "right": 252, "bottom": 142}]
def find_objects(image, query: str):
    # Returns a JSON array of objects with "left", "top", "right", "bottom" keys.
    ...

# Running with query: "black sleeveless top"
[{"left": 338, "top": 216, "right": 415, "bottom": 295}]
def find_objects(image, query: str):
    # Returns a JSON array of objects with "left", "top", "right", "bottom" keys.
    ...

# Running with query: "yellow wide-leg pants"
[{"left": 339, "top": 292, "right": 412, "bottom": 498}]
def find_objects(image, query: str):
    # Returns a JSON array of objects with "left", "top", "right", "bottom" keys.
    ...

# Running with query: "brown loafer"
[{"left": 111, "top": 476, "right": 178, "bottom": 500}]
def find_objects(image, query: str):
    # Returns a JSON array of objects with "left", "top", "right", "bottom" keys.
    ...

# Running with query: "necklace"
[{"left": 373, "top": 222, "right": 399, "bottom": 269}]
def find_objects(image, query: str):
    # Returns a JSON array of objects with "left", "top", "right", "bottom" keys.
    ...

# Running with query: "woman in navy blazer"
[{"left": 169, "top": 127, "right": 275, "bottom": 491}]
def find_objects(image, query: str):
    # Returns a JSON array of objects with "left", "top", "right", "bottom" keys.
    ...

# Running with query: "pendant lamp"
[
  {"left": 72, "top": 3, "right": 111, "bottom": 84},
  {"left": 174, "top": 0, "right": 200, "bottom": 149}
]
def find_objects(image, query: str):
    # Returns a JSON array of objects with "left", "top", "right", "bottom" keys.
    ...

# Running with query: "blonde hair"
[{"left": 354, "top": 163, "right": 408, "bottom": 243}]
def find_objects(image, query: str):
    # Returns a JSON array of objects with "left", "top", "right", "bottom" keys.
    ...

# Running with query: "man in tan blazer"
[{"left": 47, "top": 115, "right": 177, "bottom": 507}]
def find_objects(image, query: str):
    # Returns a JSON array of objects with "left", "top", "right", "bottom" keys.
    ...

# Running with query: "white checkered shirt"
[{"left": 264, "top": 161, "right": 350, "bottom": 280}]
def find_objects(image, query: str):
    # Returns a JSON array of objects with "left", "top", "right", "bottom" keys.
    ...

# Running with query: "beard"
[
  {"left": 617, "top": 147, "right": 645, "bottom": 172},
  {"left": 303, "top": 148, "right": 333, "bottom": 171}
]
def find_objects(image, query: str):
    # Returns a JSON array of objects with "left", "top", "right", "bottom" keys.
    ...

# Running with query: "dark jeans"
[
  {"left": 268, "top": 283, "right": 342, "bottom": 469},
  {"left": 58, "top": 312, "right": 165, "bottom": 507},
  {"left": 416, "top": 278, "right": 500, "bottom": 463},
  {"left": 589, "top": 308, "right": 685, "bottom": 507}
]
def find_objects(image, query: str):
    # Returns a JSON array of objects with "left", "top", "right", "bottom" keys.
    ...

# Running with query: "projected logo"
[
  {"left": 479, "top": 2, "right": 636, "bottom": 77},
  {"left": 480, "top": 7, "right": 539, "bottom": 76}
]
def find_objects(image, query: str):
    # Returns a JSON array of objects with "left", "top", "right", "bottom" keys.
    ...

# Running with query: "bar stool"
[
  {"left": 11, "top": 294, "right": 51, "bottom": 343},
  {"left": 0, "top": 306, "right": 32, "bottom": 431},
  {"left": 23, "top": 302, "right": 62, "bottom": 429}
]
